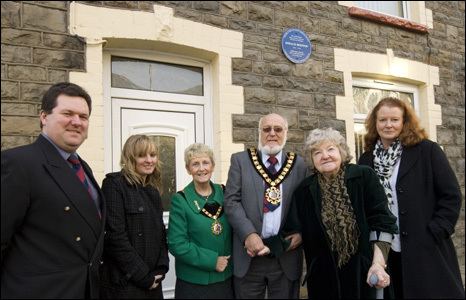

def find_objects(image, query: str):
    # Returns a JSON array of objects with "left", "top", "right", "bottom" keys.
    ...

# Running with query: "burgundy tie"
[
  {"left": 68, "top": 154, "right": 101, "bottom": 219},
  {"left": 263, "top": 155, "right": 280, "bottom": 212}
]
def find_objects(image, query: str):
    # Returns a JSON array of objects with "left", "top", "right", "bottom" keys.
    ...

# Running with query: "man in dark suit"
[
  {"left": 224, "top": 113, "right": 308, "bottom": 299},
  {"left": 1, "top": 82, "right": 105, "bottom": 298}
]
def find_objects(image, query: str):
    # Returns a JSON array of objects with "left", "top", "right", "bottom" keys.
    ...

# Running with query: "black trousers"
[
  {"left": 385, "top": 250, "right": 404, "bottom": 299},
  {"left": 175, "top": 278, "right": 233, "bottom": 299}
]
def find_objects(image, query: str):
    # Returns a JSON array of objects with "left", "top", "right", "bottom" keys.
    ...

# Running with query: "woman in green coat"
[
  {"left": 168, "top": 143, "right": 233, "bottom": 299},
  {"left": 289, "top": 128, "right": 398, "bottom": 299}
]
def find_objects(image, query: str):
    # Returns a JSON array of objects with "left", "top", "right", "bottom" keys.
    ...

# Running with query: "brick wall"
[{"left": 1, "top": 0, "right": 464, "bottom": 287}]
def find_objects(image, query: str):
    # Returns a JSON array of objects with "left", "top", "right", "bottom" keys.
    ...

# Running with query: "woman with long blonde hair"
[{"left": 100, "top": 135, "right": 168, "bottom": 299}]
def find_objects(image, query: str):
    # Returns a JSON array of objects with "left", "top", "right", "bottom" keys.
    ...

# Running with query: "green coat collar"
[{"left": 182, "top": 181, "right": 224, "bottom": 214}]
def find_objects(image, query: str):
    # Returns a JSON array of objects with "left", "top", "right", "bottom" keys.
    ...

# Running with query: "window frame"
[
  {"left": 102, "top": 49, "right": 214, "bottom": 217},
  {"left": 352, "top": 77, "right": 420, "bottom": 119},
  {"left": 353, "top": 1, "right": 410, "bottom": 19},
  {"left": 111, "top": 55, "right": 205, "bottom": 96},
  {"left": 352, "top": 77, "right": 420, "bottom": 159},
  {"left": 106, "top": 49, "right": 211, "bottom": 106}
]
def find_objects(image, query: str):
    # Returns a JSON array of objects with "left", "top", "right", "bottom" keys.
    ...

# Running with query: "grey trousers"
[{"left": 234, "top": 255, "right": 300, "bottom": 299}]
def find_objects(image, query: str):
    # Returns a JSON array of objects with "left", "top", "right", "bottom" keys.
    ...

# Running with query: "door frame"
[
  {"left": 111, "top": 97, "right": 205, "bottom": 222},
  {"left": 103, "top": 50, "right": 213, "bottom": 299},
  {"left": 103, "top": 49, "right": 213, "bottom": 175}
]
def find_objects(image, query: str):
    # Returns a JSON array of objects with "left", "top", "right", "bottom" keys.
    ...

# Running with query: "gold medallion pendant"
[
  {"left": 202, "top": 205, "right": 223, "bottom": 235},
  {"left": 265, "top": 186, "right": 281, "bottom": 205},
  {"left": 211, "top": 219, "right": 223, "bottom": 235},
  {"left": 247, "top": 147, "right": 297, "bottom": 207}
]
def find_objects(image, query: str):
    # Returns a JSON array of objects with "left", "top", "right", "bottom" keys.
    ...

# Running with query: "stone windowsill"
[{"left": 348, "top": 6, "right": 428, "bottom": 34}]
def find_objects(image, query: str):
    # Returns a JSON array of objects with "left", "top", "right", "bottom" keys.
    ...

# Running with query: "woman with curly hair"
[
  {"left": 359, "top": 97, "right": 464, "bottom": 299},
  {"left": 288, "top": 127, "right": 398, "bottom": 299}
]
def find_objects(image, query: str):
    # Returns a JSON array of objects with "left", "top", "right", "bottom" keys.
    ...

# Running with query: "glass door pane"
[
  {"left": 149, "top": 135, "right": 176, "bottom": 211},
  {"left": 111, "top": 56, "right": 204, "bottom": 95}
]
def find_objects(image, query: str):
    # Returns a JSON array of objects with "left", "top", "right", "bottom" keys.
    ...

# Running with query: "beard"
[{"left": 258, "top": 141, "right": 286, "bottom": 155}]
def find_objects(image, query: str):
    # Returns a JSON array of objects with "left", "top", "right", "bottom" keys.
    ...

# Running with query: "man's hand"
[
  {"left": 285, "top": 233, "right": 302, "bottom": 251},
  {"left": 244, "top": 233, "right": 265, "bottom": 257},
  {"left": 256, "top": 246, "right": 271, "bottom": 256},
  {"left": 216, "top": 255, "right": 231, "bottom": 272}
]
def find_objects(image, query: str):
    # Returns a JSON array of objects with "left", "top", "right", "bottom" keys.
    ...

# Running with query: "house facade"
[{"left": 2, "top": 1, "right": 464, "bottom": 297}]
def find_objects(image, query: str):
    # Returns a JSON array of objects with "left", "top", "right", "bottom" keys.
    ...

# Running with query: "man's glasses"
[{"left": 262, "top": 126, "right": 284, "bottom": 133}]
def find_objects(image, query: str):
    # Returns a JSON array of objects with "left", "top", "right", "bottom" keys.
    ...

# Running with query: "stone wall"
[
  {"left": 425, "top": 0, "right": 465, "bottom": 280},
  {"left": 1, "top": 1, "right": 85, "bottom": 149},
  {"left": 154, "top": 1, "right": 466, "bottom": 281},
  {"left": 1, "top": 0, "right": 464, "bottom": 286}
]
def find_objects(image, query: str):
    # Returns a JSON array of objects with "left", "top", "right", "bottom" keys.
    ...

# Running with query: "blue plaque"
[{"left": 281, "top": 28, "right": 312, "bottom": 64}]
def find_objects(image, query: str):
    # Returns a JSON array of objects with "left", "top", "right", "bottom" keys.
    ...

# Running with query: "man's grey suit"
[{"left": 224, "top": 149, "right": 307, "bottom": 281}]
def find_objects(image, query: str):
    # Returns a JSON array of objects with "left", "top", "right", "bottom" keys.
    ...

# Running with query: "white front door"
[
  {"left": 112, "top": 97, "right": 205, "bottom": 298},
  {"left": 104, "top": 50, "right": 212, "bottom": 298}
]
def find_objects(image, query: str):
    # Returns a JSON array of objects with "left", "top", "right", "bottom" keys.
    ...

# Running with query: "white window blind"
[{"left": 354, "top": 1, "right": 407, "bottom": 18}]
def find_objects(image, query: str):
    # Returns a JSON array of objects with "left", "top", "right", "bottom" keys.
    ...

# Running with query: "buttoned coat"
[
  {"left": 223, "top": 149, "right": 308, "bottom": 280},
  {"left": 1, "top": 135, "right": 105, "bottom": 299},
  {"left": 289, "top": 164, "right": 398, "bottom": 299},
  {"left": 168, "top": 181, "right": 232, "bottom": 285},
  {"left": 359, "top": 139, "right": 464, "bottom": 299},
  {"left": 100, "top": 172, "right": 169, "bottom": 299}
]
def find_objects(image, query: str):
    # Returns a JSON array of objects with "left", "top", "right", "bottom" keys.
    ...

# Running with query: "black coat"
[
  {"left": 100, "top": 172, "right": 169, "bottom": 299},
  {"left": 359, "top": 139, "right": 464, "bottom": 299},
  {"left": 1, "top": 135, "right": 105, "bottom": 299},
  {"left": 290, "top": 164, "right": 398, "bottom": 299}
]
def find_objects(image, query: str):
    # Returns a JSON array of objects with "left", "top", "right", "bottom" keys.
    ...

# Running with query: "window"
[
  {"left": 111, "top": 56, "right": 204, "bottom": 96},
  {"left": 352, "top": 78, "right": 418, "bottom": 160},
  {"left": 354, "top": 1, "right": 408, "bottom": 18}
]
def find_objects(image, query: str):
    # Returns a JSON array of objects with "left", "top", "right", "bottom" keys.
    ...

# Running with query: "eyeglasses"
[{"left": 262, "top": 126, "right": 284, "bottom": 133}]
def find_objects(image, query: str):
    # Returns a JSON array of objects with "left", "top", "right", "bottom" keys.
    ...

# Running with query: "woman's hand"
[
  {"left": 285, "top": 233, "right": 302, "bottom": 251},
  {"left": 366, "top": 262, "right": 390, "bottom": 289},
  {"left": 215, "top": 255, "right": 231, "bottom": 272},
  {"left": 149, "top": 274, "right": 164, "bottom": 290}
]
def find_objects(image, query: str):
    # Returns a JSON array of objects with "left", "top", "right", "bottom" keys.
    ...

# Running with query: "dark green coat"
[
  {"left": 167, "top": 181, "right": 232, "bottom": 285},
  {"left": 290, "top": 164, "right": 398, "bottom": 299}
]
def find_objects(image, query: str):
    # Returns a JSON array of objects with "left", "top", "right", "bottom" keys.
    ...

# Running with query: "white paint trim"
[
  {"left": 69, "top": 2, "right": 244, "bottom": 184},
  {"left": 334, "top": 48, "right": 441, "bottom": 160}
]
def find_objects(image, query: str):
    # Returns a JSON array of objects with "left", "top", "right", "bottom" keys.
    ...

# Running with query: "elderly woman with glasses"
[
  {"left": 287, "top": 128, "right": 398, "bottom": 299},
  {"left": 168, "top": 143, "right": 233, "bottom": 299}
]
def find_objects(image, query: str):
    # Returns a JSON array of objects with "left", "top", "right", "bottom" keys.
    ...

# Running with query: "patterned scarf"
[
  {"left": 318, "top": 166, "right": 359, "bottom": 268},
  {"left": 373, "top": 139, "right": 403, "bottom": 210}
]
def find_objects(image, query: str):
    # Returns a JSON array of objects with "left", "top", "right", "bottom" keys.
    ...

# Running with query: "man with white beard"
[{"left": 224, "top": 113, "right": 308, "bottom": 299}]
